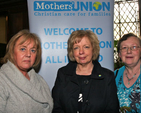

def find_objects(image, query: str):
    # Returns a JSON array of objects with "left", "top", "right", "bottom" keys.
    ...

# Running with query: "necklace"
[
  {"left": 125, "top": 64, "right": 141, "bottom": 85},
  {"left": 125, "top": 73, "right": 136, "bottom": 85}
]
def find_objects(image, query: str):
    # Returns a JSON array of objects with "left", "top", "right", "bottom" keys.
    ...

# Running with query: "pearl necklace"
[{"left": 125, "top": 73, "right": 136, "bottom": 85}]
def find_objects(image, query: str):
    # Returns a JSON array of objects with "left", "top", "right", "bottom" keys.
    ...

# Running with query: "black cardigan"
[{"left": 52, "top": 60, "right": 119, "bottom": 113}]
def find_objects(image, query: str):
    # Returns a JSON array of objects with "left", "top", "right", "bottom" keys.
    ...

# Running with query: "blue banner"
[{"left": 27, "top": 0, "right": 114, "bottom": 89}]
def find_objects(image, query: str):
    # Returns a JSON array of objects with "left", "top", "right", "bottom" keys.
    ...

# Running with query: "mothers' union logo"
[{"left": 93, "top": 2, "right": 102, "bottom": 11}]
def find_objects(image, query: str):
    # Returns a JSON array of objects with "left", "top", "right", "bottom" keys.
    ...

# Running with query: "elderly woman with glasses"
[{"left": 114, "top": 33, "right": 141, "bottom": 112}]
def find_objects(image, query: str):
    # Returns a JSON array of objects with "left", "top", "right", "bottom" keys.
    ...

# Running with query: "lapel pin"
[{"left": 99, "top": 75, "right": 101, "bottom": 77}]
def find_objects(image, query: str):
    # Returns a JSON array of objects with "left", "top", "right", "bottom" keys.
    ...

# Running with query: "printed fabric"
[{"left": 117, "top": 74, "right": 141, "bottom": 113}]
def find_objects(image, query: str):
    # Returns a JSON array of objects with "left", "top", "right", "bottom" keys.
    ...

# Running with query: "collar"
[
  {"left": 62, "top": 60, "right": 104, "bottom": 80},
  {"left": 1, "top": 60, "right": 50, "bottom": 103}
]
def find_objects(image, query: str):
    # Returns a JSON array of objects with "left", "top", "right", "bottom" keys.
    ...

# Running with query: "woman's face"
[
  {"left": 14, "top": 36, "right": 37, "bottom": 72},
  {"left": 119, "top": 36, "right": 141, "bottom": 67},
  {"left": 73, "top": 36, "right": 93, "bottom": 66}
]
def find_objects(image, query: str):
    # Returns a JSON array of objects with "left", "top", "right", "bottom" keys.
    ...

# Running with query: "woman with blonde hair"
[
  {"left": 52, "top": 30, "right": 119, "bottom": 113},
  {"left": 0, "top": 29, "right": 53, "bottom": 113}
]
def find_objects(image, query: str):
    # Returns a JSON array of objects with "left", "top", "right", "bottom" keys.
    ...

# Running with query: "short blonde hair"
[
  {"left": 1, "top": 29, "right": 41, "bottom": 67},
  {"left": 67, "top": 30, "right": 100, "bottom": 61}
]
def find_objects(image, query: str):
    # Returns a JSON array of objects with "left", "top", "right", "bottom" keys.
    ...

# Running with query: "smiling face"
[
  {"left": 73, "top": 36, "right": 93, "bottom": 66},
  {"left": 119, "top": 36, "right": 141, "bottom": 67},
  {"left": 13, "top": 36, "right": 37, "bottom": 73}
]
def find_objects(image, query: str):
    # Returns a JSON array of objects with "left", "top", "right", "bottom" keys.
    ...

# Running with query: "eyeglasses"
[{"left": 120, "top": 46, "right": 140, "bottom": 52}]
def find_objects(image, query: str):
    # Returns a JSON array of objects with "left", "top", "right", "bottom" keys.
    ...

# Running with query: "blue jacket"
[{"left": 114, "top": 66, "right": 125, "bottom": 87}]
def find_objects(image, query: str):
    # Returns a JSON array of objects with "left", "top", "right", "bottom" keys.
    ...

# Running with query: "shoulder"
[
  {"left": 31, "top": 69, "right": 48, "bottom": 83},
  {"left": 93, "top": 60, "right": 114, "bottom": 77},
  {"left": 100, "top": 67, "right": 114, "bottom": 80},
  {"left": 114, "top": 66, "right": 125, "bottom": 83},
  {"left": 58, "top": 61, "right": 77, "bottom": 75},
  {"left": 0, "top": 63, "right": 10, "bottom": 81},
  {"left": 114, "top": 66, "right": 125, "bottom": 74},
  {"left": 0, "top": 65, "right": 10, "bottom": 98},
  {"left": 101, "top": 67, "right": 114, "bottom": 75}
]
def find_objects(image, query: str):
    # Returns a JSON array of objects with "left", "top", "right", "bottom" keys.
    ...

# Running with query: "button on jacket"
[{"left": 52, "top": 60, "right": 119, "bottom": 113}]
